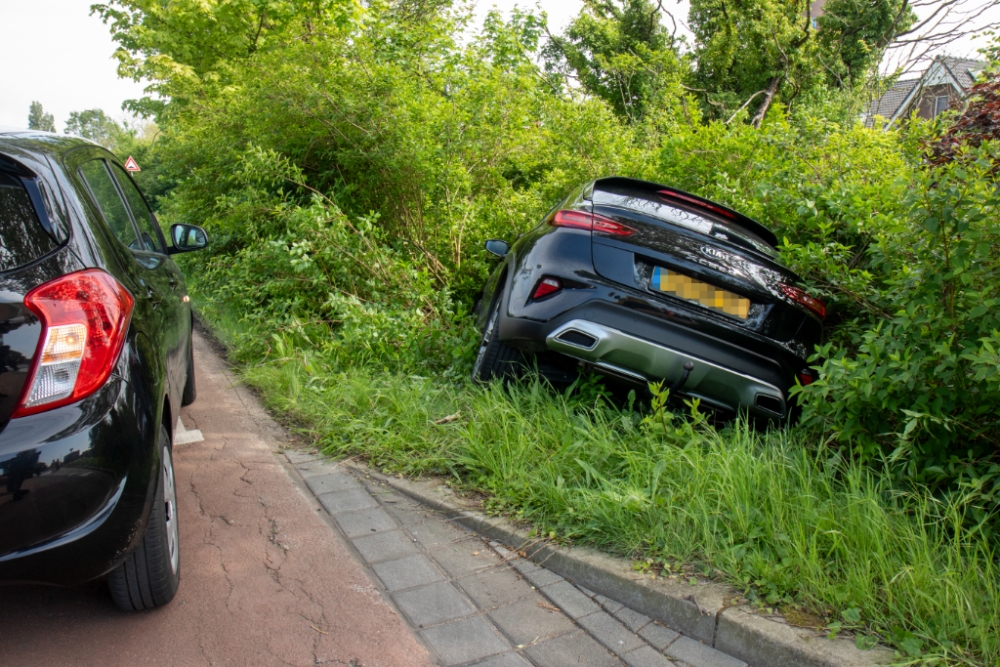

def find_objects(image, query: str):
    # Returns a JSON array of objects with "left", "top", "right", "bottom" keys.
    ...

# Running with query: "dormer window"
[{"left": 934, "top": 95, "right": 950, "bottom": 116}]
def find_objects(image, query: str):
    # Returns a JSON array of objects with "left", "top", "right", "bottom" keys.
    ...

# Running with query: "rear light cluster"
[
  {"left": 12, "top": 269, "right": 134, "bottom": 418},
  {"left": 532, "top": 277, "right": 562, "bottom": 300},
  {"left": 779, "top": 284, "right": 826, "bottom": 320},
  {"left": 549, "top": 210, "right": 634, "bottom": 237}
]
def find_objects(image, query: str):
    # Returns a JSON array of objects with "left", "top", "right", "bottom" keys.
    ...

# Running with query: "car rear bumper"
[
  {"left": 499, "top": 289, "right": 803, "bottom": 420},
  {"left": 0, "top": 356, "right": 157, "bottom": 585},
  {"left": 547, "top": 319, "right": 786, "bottom": 417}
]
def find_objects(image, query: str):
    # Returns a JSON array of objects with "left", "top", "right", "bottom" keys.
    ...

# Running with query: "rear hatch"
[
  {"left": 588, "top": 177, "right": 808, "bottom": 341},
  {"left": 0, "top": 163, "right": 63, "bottom": 423}
]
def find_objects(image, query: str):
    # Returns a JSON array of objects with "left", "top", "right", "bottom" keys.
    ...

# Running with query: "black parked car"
[
  {"left": 472, "top": 177, "right": 824, "bottom": 423},
  {"left": 0, "top": 128, "right": 208, "bottom": 610}
]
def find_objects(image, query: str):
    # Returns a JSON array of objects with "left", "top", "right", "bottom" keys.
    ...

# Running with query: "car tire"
[
  {"left": 181, "top": 336, "right": 196, "bottom": 406},
  {"left": 471, "top": 289, "right": 522, "bottom": 382},
  {"left": 108, "top": 424, "right": 181, "bottom": 611}
]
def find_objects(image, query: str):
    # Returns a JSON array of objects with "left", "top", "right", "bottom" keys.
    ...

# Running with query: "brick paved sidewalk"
[{"left": 287, "top": 451, "right": 748, "bottom": 667}]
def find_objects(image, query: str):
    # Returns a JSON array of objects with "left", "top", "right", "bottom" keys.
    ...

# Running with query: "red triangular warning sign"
[{"left": 124, "top": 156, "right": 141, "bottom": 172}]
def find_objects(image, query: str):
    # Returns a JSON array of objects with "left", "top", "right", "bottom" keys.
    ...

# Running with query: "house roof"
[
  {"left": 940, "top": 56, "right": 985, "bottom": 90},
  {"left": 866, "top": 55, "right": 986, "bottom": 127},
  {"left": 866, "top": 78, "right": 919, "bottom": 121}
]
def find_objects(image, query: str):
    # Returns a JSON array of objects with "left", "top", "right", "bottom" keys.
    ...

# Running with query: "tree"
[
  {"left": 91, "top": 0, "right": 360, "bottom": 117},
  {"left": 64, "top": 109, "right": 124, "bottom": 150},
  {"left": 688, "top": 0, "right": 914, "bottom": 126},
  {"left": 27, "top": 101, "right": 56, "bottom": 132},
  {"left": 544, "top": 0, "right": 686, "bottom": 124}
]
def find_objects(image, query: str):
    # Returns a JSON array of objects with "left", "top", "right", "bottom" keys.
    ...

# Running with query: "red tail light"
[
  {"left": 779, "top": 284, "right": 826, "bottom": 320},
  {"left": 798, "top": 370, "right": 816, "bottom": 386},
  {"left": 550, "top": 210, "right": 635, "bottom": 237},
  {"left": 12, "top": 269, "right": 134, "bottom": 418},
  {"left": 532, "top": 277, "right": 562, "bottom": 300}
]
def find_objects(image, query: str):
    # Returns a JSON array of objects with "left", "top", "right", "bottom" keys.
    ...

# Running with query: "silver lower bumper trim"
[{"left": 546, "top": 319, "right": 785, "bottom": 416}]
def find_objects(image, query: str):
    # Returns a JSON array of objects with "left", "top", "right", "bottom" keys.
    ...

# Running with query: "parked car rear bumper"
[{"left": 0, "top": 348, "right": 158, "bottom": 586}]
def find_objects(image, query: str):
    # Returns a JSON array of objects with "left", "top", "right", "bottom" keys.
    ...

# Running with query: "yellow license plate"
[{"left": 651, "top": 266, "right": 750, "bottom": 319}]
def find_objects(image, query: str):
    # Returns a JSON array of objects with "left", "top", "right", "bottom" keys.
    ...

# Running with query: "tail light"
[
  {"left": 12, "top": 269, "right": 134, "bottom": 418},
  {"left": 532, "top": 277, "right": 562, "bottom": 300},
  {"left": 550, "top": 210, "right": 635, "bottom": 237},
  {"left": 779, "top": 284, "right": 826, "bottom": 320},
  {"left": 798, "top": 370, "right": 816, "bottom": 386}
]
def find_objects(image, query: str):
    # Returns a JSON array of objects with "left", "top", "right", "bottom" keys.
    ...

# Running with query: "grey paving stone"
[
  {"left": 458, "top": 569, "right": 538, "bottom": 610},
  {"left": 487, "top": 598, "right": 576, "bottom": 646},
  {"left": 576, "top": 611, "right": 647, "bottom": 654},
  {"left": 614, "top": 606, "right": 652, "bottom": 632},
  {"left": 514, "top": 560, "right": 564, "bottom": 588},
  {"left": 304, "top": 471, "right": 362, "bottom": 495},
  {"left": 578, "top": 585, "right": 597, "bottom": 598},
  {"left": 296, "top": 459, "right": 336, "bottom": 478},
  {"left": 664, "top": 636, "right": 747, "bottom": 667},
  {"left": 621, "top": 646, "right": 677, "bottom": 667},
  {"left": 524, "top": 630, "right": 622, "bottom": 667},
  {"left": 431, "top": 542, "right": 502, "bottom": 578},
  {"left": 406, "top": 516, "right": 471, "bottom": 549},
  {"left": 334, "top": 506, "right": 398, "bottom": 538},
  {"left": 380, "top": 496, "right": 428, "bottom": 523},
  {"left": 392, "top": 581, "right": 475, "bottom": 627},
  {"left": 283, "top": 449, "right": 320, "bottom": 464},
  {"left": 595, "top": 594, "right": 624, "bottom": 615},
  {"left": 317, "top": 488, "right": 379, "bottom": 515},
  {"left": 352, "top": 530, "right": 419, "bottom": 564},
  {"left": 371, "top": 553, "right": 446, "bottom": 591},
  {"left": 467, "top": 652, "right": 533, "bottom": 667},
  {"left": 638, "top": 622, "right": 680, "bottom": 651},
  {"left": 540, "top": 580, "right": 601, "bottom": 619},
  {"left": 420, "top": 615, "right": 511, "bottom": 666}
]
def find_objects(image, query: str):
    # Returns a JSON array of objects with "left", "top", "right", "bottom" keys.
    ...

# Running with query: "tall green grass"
[{"left": 206, "top": 313, "right": 998, "bottom": 666}]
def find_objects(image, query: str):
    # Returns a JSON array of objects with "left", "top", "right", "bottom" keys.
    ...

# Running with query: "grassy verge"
[{"left": 196, "top": 305, "right": 999, "bottom": 667}]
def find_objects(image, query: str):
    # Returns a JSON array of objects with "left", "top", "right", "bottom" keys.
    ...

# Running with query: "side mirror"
[
  {"left": 168, "top": 224, "right": 209, "bottom": 255},
  {"left": 484, "top": 239, "right": 509, "bottom": 258}
]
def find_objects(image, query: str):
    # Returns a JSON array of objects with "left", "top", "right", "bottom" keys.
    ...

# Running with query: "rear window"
[
  {"left": 0, "top": 170, "right": 59, "bottom": 272},
  {"left": 593, "top": 185, "right": 777, "bottom": 258}
]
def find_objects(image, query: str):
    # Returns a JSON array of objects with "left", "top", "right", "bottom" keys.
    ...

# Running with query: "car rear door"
[
  {"left": 106, "top": 163, "right": 188, "bottom": 405},
  {"left": 76, "top": 157, "right": 177, "bottom": 396}
]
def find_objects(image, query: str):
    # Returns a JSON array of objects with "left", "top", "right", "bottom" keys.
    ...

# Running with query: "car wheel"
[
  {"left": 471, "top": 289, "right": 522, "bottom": 382},
  {"left": 181, "top": 336, "right": 196, "bottom": 406},
  {"left": 108, "top": 423, "right": 181, "bottom": 611}
]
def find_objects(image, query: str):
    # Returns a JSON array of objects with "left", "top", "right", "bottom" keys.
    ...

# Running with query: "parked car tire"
[
  {"left": 181, "top": 336, "right": 196, "bottom": 406},
  {"left": 108, "top": 424, "right": 180, "bottom": 611},
  {"left": 471, "top": 289, "right": 521, "bottom": 382}
]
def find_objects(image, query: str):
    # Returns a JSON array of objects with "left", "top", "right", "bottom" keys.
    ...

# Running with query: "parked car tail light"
[
  {"left": 798, "top": 370, "right": 816, "bottom": 386},
  {"left": 12, "top": 269, "right": 134, "bottom": 418},
  {"left": 532, "top": 277, "right": 562, "bottom": 300},
  {"left": 779, "top": 284, "right": 826, "bottom": 320},
  {"left": 550, "top": 210, "right": 634, "bottom": 237}
]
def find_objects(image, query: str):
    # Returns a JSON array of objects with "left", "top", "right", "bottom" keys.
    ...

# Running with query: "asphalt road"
[{"left": 0, "top": 331, "right": 434, "bottom": 667}]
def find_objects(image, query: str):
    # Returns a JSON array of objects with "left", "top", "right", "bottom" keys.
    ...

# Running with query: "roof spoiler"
[{"left": 591, "top": 177, "right": 778, "bottom": 248}]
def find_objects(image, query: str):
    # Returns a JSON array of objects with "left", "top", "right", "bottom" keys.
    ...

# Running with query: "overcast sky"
[{"left": 1, "top": 0, "right": 995, "bottom": 131}]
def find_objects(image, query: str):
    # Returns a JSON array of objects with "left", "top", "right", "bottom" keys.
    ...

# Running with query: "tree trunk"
[{"left": 751, "top": 75, "right": 783, "bottom": 128}]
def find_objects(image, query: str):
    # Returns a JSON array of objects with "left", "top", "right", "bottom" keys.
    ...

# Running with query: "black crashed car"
[
  {"left": 472, "top": 177, "right": 824, "bottom": 423},
  {"left": 0, "top": 128, "right": 208, "bottom": 609}
]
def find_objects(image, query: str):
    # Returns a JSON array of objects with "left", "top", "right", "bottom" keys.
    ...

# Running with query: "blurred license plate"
[{"left": 651, "top": 266, "right": 750, "bottom": 320}]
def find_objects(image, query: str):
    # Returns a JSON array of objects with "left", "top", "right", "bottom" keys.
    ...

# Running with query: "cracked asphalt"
[{"left": 0, "top": 331, "right": 434, "bottom": 667}]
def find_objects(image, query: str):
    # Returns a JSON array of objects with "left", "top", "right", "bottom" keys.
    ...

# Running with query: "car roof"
[{"left": 0, "top": 129, "right": 101, "bottom": 165}]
